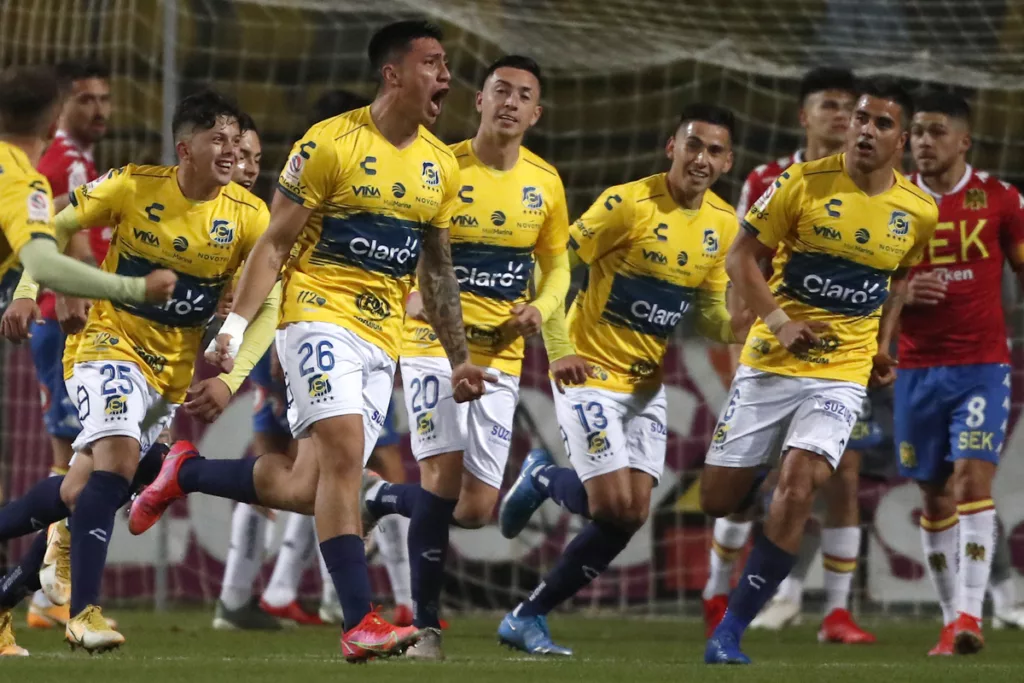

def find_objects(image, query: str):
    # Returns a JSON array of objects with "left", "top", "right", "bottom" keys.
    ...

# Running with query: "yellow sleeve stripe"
[
  {"left": 822, "top": 554, "right": 857, "bottom": 574},
  {"left": 957, "top": 499, "right": 995, "bottom": 516},
  {"left": 919, "top": 513, "right": 959, "bottom": 532}
]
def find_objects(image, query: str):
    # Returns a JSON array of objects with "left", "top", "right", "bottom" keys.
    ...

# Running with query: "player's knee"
[
  {"left": 588, "top": 490, "right": 633, "bottom": 525},
  {"left": 699, "top": 480, "right": 737, "bottom": 519},
  {"left": 951, "top": 461, "right": 994, "bottom": 503},
  {"left": 59, "top": 476, "right": 83, "bottom": 510},
  {"left": 619, "top": 500, "right": 649, "bottom": 532},
  {"left": 773, "top": 466, "right": 818, "bottom": 512}
]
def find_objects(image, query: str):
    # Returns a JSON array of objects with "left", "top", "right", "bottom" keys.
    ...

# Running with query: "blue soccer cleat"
[
  {"left": 704, "top": 628, "right": 751, "bottom": 664},
  {"left": 498, "top": 448, "right": 554, "bottom": 539},
  {"left": 498, "top": 612, "right": 572, "bottom": 656}
]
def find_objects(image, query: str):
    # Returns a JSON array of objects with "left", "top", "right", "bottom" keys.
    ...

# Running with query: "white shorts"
[
  {"left": 552, "top": 381, "right": 668, "bottom": 483},
  {"left": 71, "top": 361, "right": 178, "bottom": 455},
  {"left": 705, "top": 364, "right": 866, "bottom": 470},
  {"left": 276, "top": 321, "right": 395, "bottom": 463},
  {"left": 400, "top": 356, "right": 519, "bottom": 490}
]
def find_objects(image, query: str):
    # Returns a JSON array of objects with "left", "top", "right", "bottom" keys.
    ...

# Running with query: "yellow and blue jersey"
[
  {"left": 66, "top": 164, "right": 270, "bottom": 402},
  {"left": 402, "top": 140, "right": 569, "bottom": 376},
  {"left": 277, "top": 106, "right": 460, "bottom": 360},
  {"left": 568, "top": 173, "right": 738, "bottom": 392},
  {"left": 740, "top": 153, "right": 938, "bottom": 386},
  {"left": 0, "top": 141, "right": 55, "bottom": 307}
]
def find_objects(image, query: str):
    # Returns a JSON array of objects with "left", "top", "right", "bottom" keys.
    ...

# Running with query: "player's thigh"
[
  {"left": 401, "top": 356, "right": 466, "bottom": 464},
  {"left": 894, "top": 367, "right": 952, "bottom": 483},
  {"left": 552, "top": 380, "right": 630, "bottom": 485},
  {"left": 361, "top": 360, "right": 397, "bottom": 465},
  {"left": 947, "top": 363, "right": 1010, "bottom": 470},
  {"left": 464, "top": 371, "right": 519, "bottom": 491},
  {"left": 623, "top": 385, "right": 668, "bottom": 485},
  {"left": 783, "top": 378, "right": 866, "bottom": 471}
]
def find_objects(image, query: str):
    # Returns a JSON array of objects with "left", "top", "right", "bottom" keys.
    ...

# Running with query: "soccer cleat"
[
  {"left": 65, "top": 605, "right": 124, "bottom": 654},
  {"left": 319, "top": 598, "right": 344, "bottom": 626},
  {"left": 993, "top": 606, "right": 1024, "bottom": 629},
  {"left": 259, "top": 599, "right": 324, "bottom": 626},
  {"left": 212, "top": 599, "right": 283, "bottom": 631},
  {"left": 953, "top": 612, "right": 984, "bottom": 655},
  {"left": 0, "top": 610, "right": 29, "bottom": 656},
  {"left": 27, "top": 602, "right": 70, "bottom": 629},
  {"left": 405, "top": 627, "right": 444, "bottom": 661},
  {"left": 359, "top": 469, "right": 384, "bottom": 543},
  {"left": 704, "top": 628, "right": 751, "bottom": 665},
  {"left": 39, "top": 520, "right": 71, "bottom": 606},
  {"left": 817, "top": 608, "right": 876, "bottom": 644},
  {"left": 128, "top": 440, "right": 199, "bottom": 535},
  {"left": 340, "top": 609, "right": 422, "bottom": 663},
  {"left": 497, "top": 612, "right": 572, "bottom": 656},
  {"left": 498, "top": 449, "right": 554, "bottom": 539},
  {"left": 928, "top": 623, "right": 955, "bottom": 656},
  {"left": 749, "top": 595, "right": 802, "bottom": 630},
  {"left": 702, "top": 595, "right": 729, "bottom": 638}
]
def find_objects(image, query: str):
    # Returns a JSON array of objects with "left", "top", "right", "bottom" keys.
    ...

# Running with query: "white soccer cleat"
[
  {"left": 993, "top": 606, "right": 1024, "bottom": 630},
  {"left": 65, "top": 605, "right": 125, "bottom": 654},
  {"left": 40, "top": 520, "right": 71, "bottom": 606},
  {"left": 749, "top": 596, "right": 802, "bottom": 631}
]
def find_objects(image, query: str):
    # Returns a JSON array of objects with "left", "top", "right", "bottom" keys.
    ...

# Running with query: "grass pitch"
[{"left": 5, "top": 608, "right": 1023, "bottom": 682}]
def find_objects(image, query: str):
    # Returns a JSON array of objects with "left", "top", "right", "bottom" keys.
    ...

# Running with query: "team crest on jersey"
[
  {"left": 421, "top": 161, "right": 440, "bottom": 187},
  {"left": 964, "top": 188, "right": 987, "bottom": 210},
  {"left": 702, "top": 228, "right": 719, "bottom": 255},
  {"left": 307, "top": 373, "right": 332, "bottom": 400},
  {"left": 522, "top": 186, "right": 543, "bottom": 211},
  {"left": 209, "top": 219, "right": 234, "bottom": 245},
  {"left": 888, "top": 210, "right": 910, "bottom": 237},
  {"left": 586, "top": 430, "right": 610, "bottom": 457},
  {"left": 899, "top": 441, "right": 916, "bottom": 468}
]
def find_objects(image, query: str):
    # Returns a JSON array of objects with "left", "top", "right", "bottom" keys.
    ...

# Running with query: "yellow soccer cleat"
[
  {"left": 27, "top": 601, "right": 70, "bottom": 629},
  {"left": 40, "top": 520, "right": 71, "bottom": 606},
  {"left": 0, "top": 609, "right": 29, "bottom": 656},
  {"left": 65, "top": 605, "right": 124, "bottom": 654}
]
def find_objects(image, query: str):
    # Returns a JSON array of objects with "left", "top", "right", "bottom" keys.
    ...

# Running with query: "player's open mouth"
[
  {"left": 498, "top": 114, "right": 517, "bottom": 124},
  {"left": 855, "top": 141, "right": 873, "bottom": 152},
  {"left": 688, "top": 170, "right": 709, "bottom": 180},
  {"left": 215, "top": 159, "right": 234, "bottom": 172},
  {"left": 428, "top": 89, "right": 449, "bottom": 115},
  {"left": 239, "top": 179, "right": 254, "bottom": 189}
]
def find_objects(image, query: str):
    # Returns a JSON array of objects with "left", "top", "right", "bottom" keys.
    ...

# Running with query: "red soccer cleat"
[
  {"left": 702, "top": 595, "right": 729, "bottom": 638},
  {"left": 340, "top": 609, "right": 422, "bottom": 663},
  {"left": 953, "top": 612, "right": 984, "bottom": 655},
  {"left": 128, "top": 441, "right": 199, "bottom": 535},
  {"left": 392, "top": 604, "right": 448, "bottom": 629},
  {"left": 817, "top": 608, "right": 876, "bottom": 644},
  {"left": 928, "top": 622, "right": 955, "bottom": 656},
  {"left": 259, "top": 599, "right": 324, "bottom": 626}
]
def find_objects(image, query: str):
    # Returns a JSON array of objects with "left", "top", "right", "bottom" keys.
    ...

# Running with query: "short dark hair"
[
  {"left": 308, "top": 89, "right": 371, "bottom": 127},
  {"left": 0, "top": 65, "right": 63, "bottom": 136},
  {"left": 238, "top": 111, "right": 258, "bottom": 136},
  {"left": 799, "top": 67, "right": 857, "bottom": 104},
  {"left": 55, "top": 59, "right": 110, "bottom": 87},
  {"left": 677, "top": 103, "right": 735, "bottom": 141},
  {"left": 479, "top": 55, "right": 543, "bottom": 91},
  {"left": 857, "top": 77, "right": 914, "bottom": 128},
  {"left": 914, "top": 91, "right": 971, "bottom": 124},
  {"left": 171, "top": 89, "right": 242, "bottom": 141},
  {"left": 367, "top": 20, "right": 444, "bottom": 73}
]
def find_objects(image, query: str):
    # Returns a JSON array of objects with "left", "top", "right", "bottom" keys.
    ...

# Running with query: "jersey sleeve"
[
  {"left": 700, "top": 219, "right": 737, "bottom": 293},
  {"left": 569, "top": 185, "right": 634, "bottom": 265},
  {"left": 276, "top": 125, "right": 340, "bottom": 210},
  {"left": 0, "top": 176, "right": 56, "bottom": 255},
  {"left": 241, "top": 200, "right": 272, "bottom": 259},
  {"left": 741, "top": 164, "right": 802, "bottom": 249},
  {"left": 431, "top": 156, "right": 460, "bottom": 230},
  {"left": 68, "top": 166, "right": 130, "bottom": 227},
  {"left": 899, "top": 203, "right": 939, "bottom": 269},
  {"left": 999, "top": 184, "right": 1024, "bottom": 268},
  {"left": 534, "top": 176, "right": 570, "bottom": 256}
]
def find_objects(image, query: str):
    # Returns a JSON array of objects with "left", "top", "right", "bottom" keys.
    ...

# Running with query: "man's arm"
[{"left": 417, "top": 226, "right": 469, "bottom": 366}]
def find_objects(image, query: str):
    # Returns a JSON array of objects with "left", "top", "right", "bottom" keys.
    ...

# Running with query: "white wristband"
[
  {"left": 210, "top": 312, "right": 248, "bottom": 359},
  {"left": 763, "top": 308, "right": 790, "bottom": 335}
]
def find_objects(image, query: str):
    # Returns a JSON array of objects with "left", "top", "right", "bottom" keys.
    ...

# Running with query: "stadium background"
[{"left": 2, "top": 0, "right": 1024, "bottom": 617}]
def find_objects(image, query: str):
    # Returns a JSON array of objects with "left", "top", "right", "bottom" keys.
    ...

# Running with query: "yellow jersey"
[
  {"left": 568, "top": 174, "right": 737, "bottom": 393},
  {"left": 739, "top": 153, "right": 938, "bottom": 385},
  {"left": 277, "top": 106, "right": 460, "bottom": 360},
  {"left": 67, "top": 164, "right": 270, "bottom": 402},
  {"left": 0, "top": 141, "right": 55, "bottom": 308},
  {"left": 401, "top": 140, "right": 569, "bottom": 375}
]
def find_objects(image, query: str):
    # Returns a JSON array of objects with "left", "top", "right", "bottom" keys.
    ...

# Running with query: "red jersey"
[
  {"left": 899, "top": 167, "right": 1024, "bottom": 368},
  {"left": 35, "top": 130, "right": 111, "bottom": 319},
  {"left": 735, "top": 150, "right": 804, "bottom": 218}
]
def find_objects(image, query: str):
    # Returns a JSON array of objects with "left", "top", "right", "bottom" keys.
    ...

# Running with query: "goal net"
[{"left": 2, "top": 0, "right": 1024, "bottom": 617}]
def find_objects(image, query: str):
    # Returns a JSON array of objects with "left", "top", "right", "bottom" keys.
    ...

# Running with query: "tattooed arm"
[{"left": 417, "top": 225, "right": 469, "bottom": 366}]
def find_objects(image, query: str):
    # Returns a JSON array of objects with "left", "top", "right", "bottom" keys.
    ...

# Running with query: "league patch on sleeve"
[{"left": 26, "top": 190, "right": 51, "bottom": 223}]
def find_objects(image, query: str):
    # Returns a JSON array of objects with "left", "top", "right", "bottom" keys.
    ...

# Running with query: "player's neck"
[
  {"left": 176, "top": 166, "right": 222, "bottom": 202},
  {"left": 0, "top": 135, "right": 45, "bottom": 166},
  {"left": 369, "top": 95, "right": 420, "bottom": 149},
  {"left": 804, "top": 138, "right": 843, "bottom": 162},
  {"left": 60, "top": 128, "right": 93, "bottom": 155},
  {"left": 919, "top": 159, "right": 968, "bottom": 196},
  {"left": 471, "top": 130, "right": 520, "bottom": 171},
  {"left": 843, "top": 155, "right": 895, "bottom": 197},
  {"left": 665, "top": 174, "right": 704, "bottom": 211}
]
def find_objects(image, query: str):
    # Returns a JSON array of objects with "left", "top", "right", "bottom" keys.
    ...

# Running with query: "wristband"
[
  {"left": 209, "top": 312, "right": 248, "bottom": 359},
  {"left": 763, "top": 308, "right": 790, "bottom": 335}
]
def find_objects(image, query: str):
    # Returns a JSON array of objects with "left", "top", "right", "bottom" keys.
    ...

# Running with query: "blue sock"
[
  {"left": 70, "top": 470, "right": 130, "bottom": 615},
  {"left": 409, "top": 489, "right": 457, "bottom": 628},
  {"left": 0, "top": 531, "right": 46, "bottom": 609},
  {"left": 533, "top": 465, "right": 589, "bottom": 517},
  {"left": 178, "top": 456, "right": 258, "bottom": 504},
  {"left": 0, "top": 475, "right": 69, "bottom": 541},
  {"left": 517, "top": 521, "right": 632, "bottom": 617},
  {"left": 130, "top": 442, "right": 170, "bottom": 495},
  {"left": 717, "top": 533, "right": 796, "bottom": 638},
  {"left": 320, "top": 534, "right": 372, "bottom": 628},
  {"left": 366, "top": 482, "right": 421, "bottom": 519}
]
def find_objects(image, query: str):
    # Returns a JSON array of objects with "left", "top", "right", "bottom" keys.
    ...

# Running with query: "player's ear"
[
  {"left": 797, "top": 107, "right": 809, "bottom": 129},
  {"left": 665, "top": 134, "right": 676, "bottom": 160},
  {"left": 723, "top": 149, "right": 734, "bottom": 175},
  {"left": 529, "top": 104, "right": 543, "bottom": 127},
  {"left": 475, "top": 90, "right": 483, "bottom": 114},
  {"left": 381, "top": 63, "right": 399, "bottom": 89},
  {"left": 175, "top": 138, "right": 190, "bottom": 164},
  {"left": 960, "top": 131, "right": 972, "bottom": 155}
]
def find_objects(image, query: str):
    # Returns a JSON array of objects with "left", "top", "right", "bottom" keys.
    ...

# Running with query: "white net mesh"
[{"left": 2, "top": 0, "right": 1024, "bottom": 616}]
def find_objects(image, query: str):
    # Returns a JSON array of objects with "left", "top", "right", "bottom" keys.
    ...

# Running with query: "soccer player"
[
  {"left": 497, "top": 103, "right": 746, "bottom": 655},
  {"left": 703, "top": 67, "right": 874, "bottom": 643},
  {"left": 702, "top": 79, "right": 937, "bottom": 665},
  {"left": 359, "top": 54, "right": 571, "bottom": 660},
  {"left": 129, "top": 20, "right": 492, "bottom": 661},
  {"left": 898, "top": 91, "right": 1024, "bottom": 655}
]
